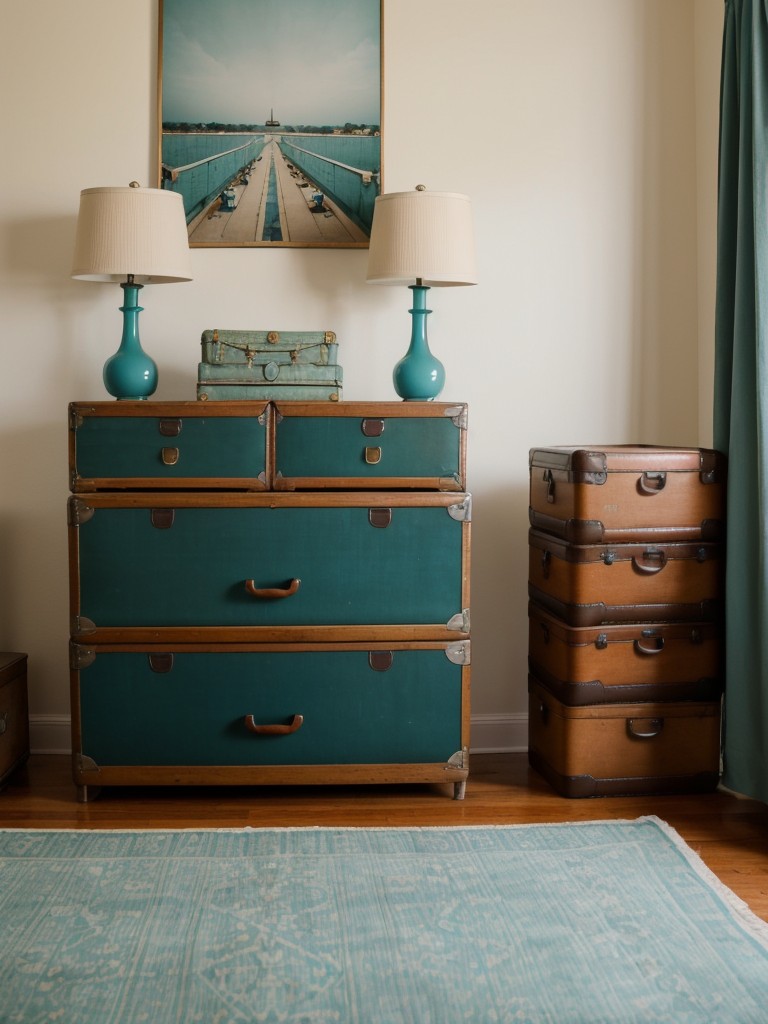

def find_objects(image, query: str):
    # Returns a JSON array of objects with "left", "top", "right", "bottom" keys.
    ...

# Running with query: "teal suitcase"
[{"left": 198, "top": 328, "right": 342, "bottom": 402}]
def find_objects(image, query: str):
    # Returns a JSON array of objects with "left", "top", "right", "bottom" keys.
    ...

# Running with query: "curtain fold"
[{"left": 714, "top": 0, "right": 768, "bottom": 801}]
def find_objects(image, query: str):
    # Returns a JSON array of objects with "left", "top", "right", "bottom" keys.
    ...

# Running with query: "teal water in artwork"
[{"left": 1, "top": 818, "right": 767, "bottom": 1023}]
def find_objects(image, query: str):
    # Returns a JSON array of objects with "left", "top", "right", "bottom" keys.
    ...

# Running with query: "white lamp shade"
[
  {"left": 366, "top": 188, "right": 477, "bottom": 287},
  {"left": 71, "top": 186, "right": 192, "bottom": 283}
]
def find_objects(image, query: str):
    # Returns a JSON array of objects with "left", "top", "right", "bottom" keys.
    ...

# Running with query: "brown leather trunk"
[
  {"left": 528, "top": 603, "right": 722, "bottom": 705},
  {"left": 528, "top": 678, "right": 721, "bottom": 797},
  {"left": 528, "top": 529, "right": 723, "bottom": 625},
  {"left": 529, "top": 445, "right": 726, "bottom": 543}
]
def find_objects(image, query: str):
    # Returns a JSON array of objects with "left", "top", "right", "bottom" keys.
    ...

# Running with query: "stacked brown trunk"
[{"left": 526, "top": 445, "right": 726, "bottom": 797}]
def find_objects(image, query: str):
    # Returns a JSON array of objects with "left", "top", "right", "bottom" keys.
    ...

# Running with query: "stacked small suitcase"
[
  {"left": 526, "top": 445, "right": 726, "bottom": 797},
  {"left": 197, "top": 329, "right": 343, "bottom": 402}
]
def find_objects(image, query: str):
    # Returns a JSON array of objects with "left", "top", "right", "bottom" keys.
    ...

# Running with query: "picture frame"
[{"left": 157, "top": 0, "right": 382, "bottom": 249}]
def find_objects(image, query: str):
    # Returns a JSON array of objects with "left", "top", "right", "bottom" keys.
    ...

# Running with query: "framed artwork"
[{"left": 157, "top": 0, "right": 382, "bottom": 248}]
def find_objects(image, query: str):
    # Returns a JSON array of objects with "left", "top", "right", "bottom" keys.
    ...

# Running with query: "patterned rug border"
[{"left": 2, "top": 815, "right": 767, "bottom": 949}]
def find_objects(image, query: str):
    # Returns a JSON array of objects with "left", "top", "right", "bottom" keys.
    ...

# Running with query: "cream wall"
[{"left": 0, "top": 0, "right": 722, "bottom": 755}]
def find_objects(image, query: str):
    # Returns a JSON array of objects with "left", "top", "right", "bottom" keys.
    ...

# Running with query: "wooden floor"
[{"left": 2, "top": 752, "right": 768, "bottom": 923}]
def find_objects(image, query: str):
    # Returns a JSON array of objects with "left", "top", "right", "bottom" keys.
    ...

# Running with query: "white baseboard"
[
  {"left": 469, "top": 713, "right": 528, "bottom": 753},
  {"left": 29, "top": 715, "right": 72, "bottom": 755},
  {"left": 30, "top": 713, "right": 528, "bottom": 757}
]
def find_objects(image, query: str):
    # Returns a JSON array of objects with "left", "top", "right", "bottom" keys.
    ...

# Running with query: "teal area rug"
[{"left": 1, "top": 816, "right": 767, "bottom": 1023}]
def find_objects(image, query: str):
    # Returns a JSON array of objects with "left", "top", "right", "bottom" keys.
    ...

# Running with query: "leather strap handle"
[
  {"left": 627, "top": 717, "right": 664, "bottom": 739},
  {"left": 632, "top": 550, "right": 667, "bottom": 574},
  {"left": 245, "top": 713, "right": 304, "bottom": 735},
  {"left": 637, "top": 472, "right": 666, "bottom": 494},
  {"left": 634, "top": 636, "right": 665, "bottom": 656},
  {"left": 245, "top": 578, "right": 301, "bottom": 599}
]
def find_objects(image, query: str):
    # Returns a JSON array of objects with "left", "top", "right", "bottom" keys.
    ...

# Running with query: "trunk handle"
[
  {"left": 245, "top": 578, "right": 301, "bottom": 599},
  {"left": 632, "top": 550, "right": 667, "bottom": 574},
  {"left": 245, "top": 714, "right": 304, "bottom": 735},
  {"left": 637, "top": 471, "right": 666, "bottom": 494},
  {"left": 627, "top": 717, "right": 664, "bottom": 739}
]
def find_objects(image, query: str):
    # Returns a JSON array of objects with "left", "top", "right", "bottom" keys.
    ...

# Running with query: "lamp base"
[
  {"left": 392, "top": 285, "right": 445, "bottom": 401},
  {"left": 103, "top": 282, "right": 158, "bottom": 400}
]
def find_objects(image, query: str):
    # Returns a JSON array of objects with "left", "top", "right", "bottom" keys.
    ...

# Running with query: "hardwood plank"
[{"left": 1, "top": 753, "right": 767, "bottom": 923}]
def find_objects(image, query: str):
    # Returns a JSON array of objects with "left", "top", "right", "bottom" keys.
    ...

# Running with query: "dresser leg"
[
  {"left": 77, "top": 783, "right": 101, "bottom": 803},
  {"left": 453, "top": 780, "right": 467, "bottom": 800}
]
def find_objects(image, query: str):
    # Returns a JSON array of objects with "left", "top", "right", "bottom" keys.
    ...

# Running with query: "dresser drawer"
[
  {"left": 69, "top": 493, "right": 471, "bottom": 641},
  {"left": 69, "top": 401, "right": 270, "bottom": 490},
  {"left": 272, "top": 401, "right": 467, "bottom": 490},
  {"left": 72, "top": 642, "right": 470, "bottom": 769}
]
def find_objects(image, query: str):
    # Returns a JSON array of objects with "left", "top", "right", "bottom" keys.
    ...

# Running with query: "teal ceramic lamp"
[
  {"left": 71, "top": 183, "right": 192, "bottom": 399},
  {"left": 366, "top": 186, "right": 477, "bottom": 401}
]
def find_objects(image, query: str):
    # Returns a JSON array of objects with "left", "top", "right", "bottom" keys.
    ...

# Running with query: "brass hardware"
[
  {"left": 267, "top": 331, "right": 280, "bottom": 344},
  {"left": 161, "top": 447, "right": 180, "bottom": 466},
  {"left": 324, "top": 331, "right": 336, "bottom": 343},
  {"left": 365, "top": 446, "right": 382, "bottom": 464}
]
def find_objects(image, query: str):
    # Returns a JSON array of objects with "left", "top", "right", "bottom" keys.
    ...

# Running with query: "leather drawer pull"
[
  {"left": 369, "top": 508, "right": 392, "bottom": 529},
  {"left": 361, "top": 418, "right": 385, "bottom": 437},
  {"left": 369, "top": 651, "right": 393, "bottom": 672},
  {"left": 150, "top": 508, "right": 175, "bottom": 530},
  {"left": 365, "top": 446, "right": 382, "bottom": 464},
  {"left": 161, "top": 447, "right": 180, "bottom": 466},
  {"left": 245, "top": 713, "right": 304, "bottom": 735},
  {"left": 637, "top": 471, "right": 666, "bottom": 494},
  {"left": 158, "top": 418, "right": 182, "bottom": 437},
  {"left": 632, "top": 550, "right": 667, "bottom": 574},
  {"left": 627, "top": 717, "right": 664, "bottom": 739},
  {"left": 245, "top": 578, "right": 301, "bottom": 599},
  {"left": 148, "top": 652, "right": 174, "bottom": 673}
]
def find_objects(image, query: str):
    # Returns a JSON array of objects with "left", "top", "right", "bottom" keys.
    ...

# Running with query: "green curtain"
[{"left": 714, "top": 0, "right": 768, "bottom": 801}]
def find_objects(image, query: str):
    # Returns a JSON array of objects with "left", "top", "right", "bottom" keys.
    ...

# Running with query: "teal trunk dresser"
[{"left": 68, "top": 401, "right": 471, "bottom": 801}]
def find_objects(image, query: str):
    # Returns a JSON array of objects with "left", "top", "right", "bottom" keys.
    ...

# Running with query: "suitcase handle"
[
  {"left": 634, "top": 636, "right": 665, "bottom": 656},
  {"left": 632, "top": 551, "right": 667, "bottom": 574},
  {"left": 637, "top": 471, "right": 667, "bottom": 494},
  {"left": 244, "top": 713, "right": 304, "bottom": 735},
  {"left": 244, "top": 578, "right": 301, "bottom": 599},
  {"left": 627, "top": 717, "right": 664, "bottom": 739}
]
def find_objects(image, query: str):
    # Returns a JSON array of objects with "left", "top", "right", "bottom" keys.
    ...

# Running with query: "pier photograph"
[{"left": 158, "top": 0, "right": 381, "bottom": 247}]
